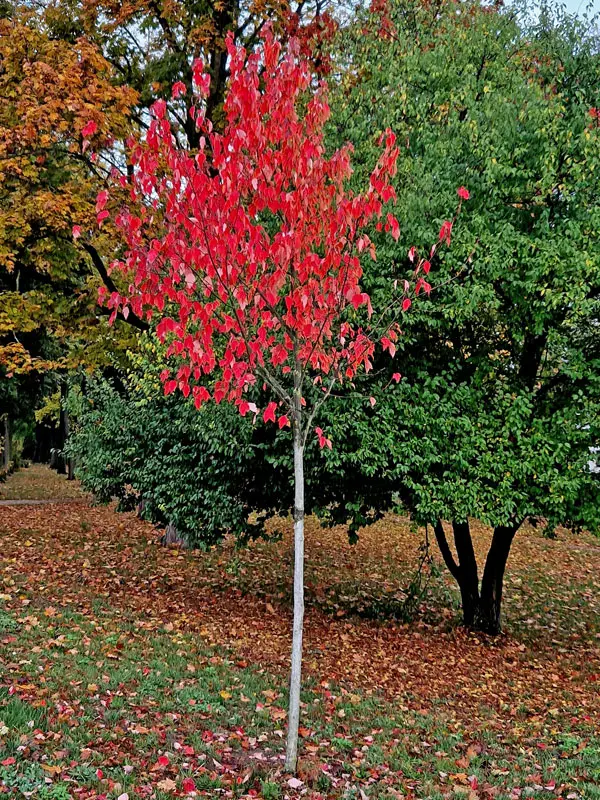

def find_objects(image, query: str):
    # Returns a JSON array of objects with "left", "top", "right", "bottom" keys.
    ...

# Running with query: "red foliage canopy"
[{"left": 93, "top": 30, "right": 455, "bottom": 437}]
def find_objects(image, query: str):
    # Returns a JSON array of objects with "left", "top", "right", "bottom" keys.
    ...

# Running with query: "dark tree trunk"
[
  {"left": 57, "top": 383, "right": 68, "bottom": 475},
  {"left": 62, "top": 386, "right": 74, "bottom": 480},
  {"left": 204, "top": 0, "right": 238, "bottom": 133},
  {"left": 474, "top": 525, "right": 518, "bottom": 634},
  {"left": 452, "top": 520, "right": 480, "bottom": 627},
  {"left": 2, "top": 415, "right": 10, "bottom": 469},
  {"left": 34, "top": 422, "right": 52, "bottom": 462},
  {"left": 434, "top": 518, "right": 520, "bottom": 634}
]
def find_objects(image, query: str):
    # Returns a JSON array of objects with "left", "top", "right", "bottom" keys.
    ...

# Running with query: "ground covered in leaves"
[
  {"left": 1, "top": 466, "right": 599, "bottom": 800},
  {"left": 0, "top": 464, "right": 85, "bottom": 502}
]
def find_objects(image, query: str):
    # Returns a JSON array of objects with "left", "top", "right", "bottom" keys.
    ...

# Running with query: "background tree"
[
  {"left": 0, "top": 6, "right": 143, "bottom": 460},
  {"left": 42, "top": 0, "right": 338, "bottom": 142},
  {"left": 0, "top": 7, "right": 139, "bottom": 370},
  {"left": 318, "top": 0, "right": 600, "bottom": 634}
]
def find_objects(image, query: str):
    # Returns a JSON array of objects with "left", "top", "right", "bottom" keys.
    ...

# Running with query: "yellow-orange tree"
[
  {"left": 0, "top": 6, "right": 146, "bottom": 465},
  {"left": 0, "top": 7, "right": 142, "bottom": 377}
]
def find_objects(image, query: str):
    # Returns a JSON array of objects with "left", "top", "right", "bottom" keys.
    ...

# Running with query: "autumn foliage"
[
  {"left": 97, "top": 31, "right": 405, "bottom": 425},
  {"left": 0, "top": 10, "right": 136, "bottom": 374},
  {"left": 84, "top": 27, "right": 454, "bottom": 770}
]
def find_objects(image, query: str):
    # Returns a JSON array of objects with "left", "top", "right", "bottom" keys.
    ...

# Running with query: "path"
[{"left": 0, "top": 462, "right": 86, "bottom": 503}]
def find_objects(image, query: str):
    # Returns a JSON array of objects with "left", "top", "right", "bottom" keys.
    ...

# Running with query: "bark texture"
[
  {"left": 161, "top": 522, "right": 187, "bottom": 548},
  {"left": 285, "top": 371, "right": 305, "bottom": 774}
]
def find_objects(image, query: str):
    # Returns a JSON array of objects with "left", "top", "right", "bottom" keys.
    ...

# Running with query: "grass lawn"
[{"left": 1, "top": 466, "right": 599, "bottom": 799}]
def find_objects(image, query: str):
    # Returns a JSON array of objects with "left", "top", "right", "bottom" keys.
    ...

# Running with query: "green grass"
[{"left": 1, "top": 595, "right": 599, "bottom": 799}]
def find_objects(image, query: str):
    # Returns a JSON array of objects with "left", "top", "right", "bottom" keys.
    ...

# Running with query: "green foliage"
[
  {"left": 66, "top": 339, "right": 291, "bottom": 545},
  {"left": 0, "top": 606, "right": 18, "bottom": 633},
  {"left": 319, "top": 0, "right": 600, "bottom": 533},
  {"left": 65, "top": 0, "right": 600, "bottom": 543}
]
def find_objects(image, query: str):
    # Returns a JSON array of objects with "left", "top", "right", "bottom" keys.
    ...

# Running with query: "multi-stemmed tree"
[{"left": 322, "top": 0, "right": 600, "bottom": 634}]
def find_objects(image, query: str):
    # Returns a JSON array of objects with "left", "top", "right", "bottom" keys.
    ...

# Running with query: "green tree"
[{"left": 320, "top": 0, "right": 600, "bottom": 633}]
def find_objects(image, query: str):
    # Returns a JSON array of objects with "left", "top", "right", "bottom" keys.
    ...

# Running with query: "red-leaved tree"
[{"left": 87, "top": 30, "right": 456, "bottom": 771}]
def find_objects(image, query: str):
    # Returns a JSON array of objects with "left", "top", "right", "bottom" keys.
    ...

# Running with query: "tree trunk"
[
  {"left": 285, "top": 374, "right": 305, "bottom": 774},
  {"left": 56, "top": 382, "right": 68, "bottom": 475},
  {"left": 203, "top": 0, "right": 238, "bottom": 135},
  {"left": 434, "top": 519, "right": 519, "bottom": 635},
  {"left": 452, "top": 520, "right": 480, "bottom": 627},
  {"left": 161, "top": 522, "right": 187, "bottom": 547},
  {"left": 2, "top": 415, "right": 10, "bottom": 469},
  {"left": 474, "top": 525, "right": 518, "bottom": 635},
  {"left": 62, "top": 393, "right": 74, "bottom": 480}
]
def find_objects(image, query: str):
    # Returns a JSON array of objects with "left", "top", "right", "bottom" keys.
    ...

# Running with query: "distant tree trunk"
[
  {"left": 34, "top": 422, "right": 51, "bottom": 462},
  {"left": 434, "top": 519, "right": 520, "bottom": 635},
  {"left": 161, "top": 522, "right": 187, "bottom": 547},
  {"left": 2, "top": 415, "right": 10, "bottom": 469},
  {"left": 56, "top": 382, "right": 68, "bottom": 475},
  {"left": 63, "top": 398, "right": 74, "bottom": 480}
]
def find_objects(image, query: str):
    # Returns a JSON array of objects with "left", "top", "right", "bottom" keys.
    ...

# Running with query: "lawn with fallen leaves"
[{"left": 1, "top": 465, "right": 599, "bottom": 800}]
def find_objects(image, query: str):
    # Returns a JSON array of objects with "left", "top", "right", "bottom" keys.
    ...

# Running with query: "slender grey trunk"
[
  {"left": 285, "top": 368, "right": 305, "bottom": 773},
  {"left": 3, "top": 416, "right": 10, "bottom": 469}
]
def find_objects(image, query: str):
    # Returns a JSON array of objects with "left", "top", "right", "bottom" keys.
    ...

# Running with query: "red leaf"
[
  {"left": 439, "top": 220, "right": 453, "bottom": 245},
  {"left": 263, "top": 402, "right": 277, "bottom": 423},
  {"left": 152, "top": 98, "right": 167, "bottom": 118},
  {"left": 172, "top": 81, "right": 187, "bottom": 99},
  {"left": 96, "top": 190, "right": 109, "bottom": 211},
  {"left": 386, "top": 213, "right": 400, "bottom": 241},
  {"left": 82, "top": 120, "right": 97, "bottom": 138}
]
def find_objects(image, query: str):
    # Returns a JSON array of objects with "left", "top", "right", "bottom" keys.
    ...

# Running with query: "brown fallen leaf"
[{"left": 157, "top": 777, "right": 177, "bottom": 792}]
